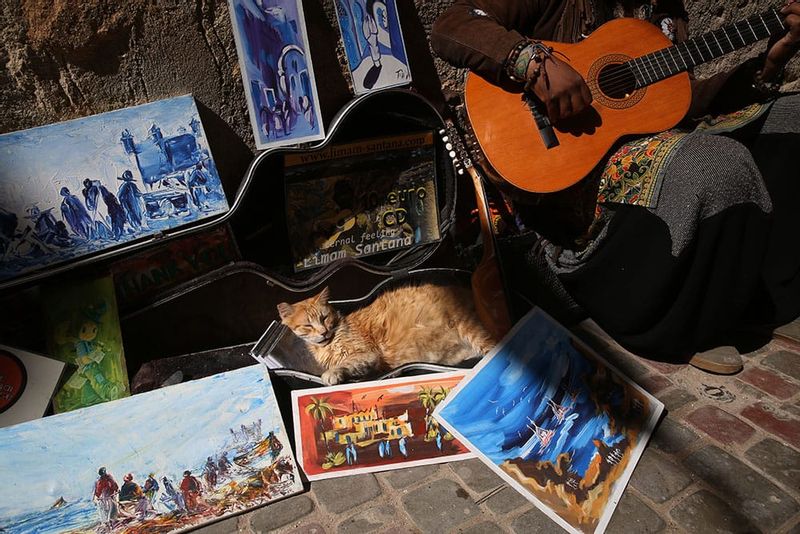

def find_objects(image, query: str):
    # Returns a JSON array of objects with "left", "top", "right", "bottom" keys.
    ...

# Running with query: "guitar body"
[{"left": 465, "top": 18, "right": 692, "bottom": 193}]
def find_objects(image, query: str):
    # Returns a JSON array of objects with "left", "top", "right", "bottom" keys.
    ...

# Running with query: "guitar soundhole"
[{"left": 597, "top": 63, "right": 637, "bottom": 100}]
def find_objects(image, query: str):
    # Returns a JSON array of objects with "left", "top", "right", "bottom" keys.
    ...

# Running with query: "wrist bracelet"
[{"left": 505, "top": 40, "right": 554, "bottom": 85}]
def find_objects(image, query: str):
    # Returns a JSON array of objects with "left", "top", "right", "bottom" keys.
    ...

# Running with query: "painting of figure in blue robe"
[
  {"left": 228, "top": 0, "right": 325, "bottom": 149},
  {"left": 0, "top": 95, "right": 229, "bottom": 285},
  {"left": 335, "top": 0, "right": 411, "bottom": 94},
  {"left": 434, "top": 309, "right": 664, "bottom": 534}
]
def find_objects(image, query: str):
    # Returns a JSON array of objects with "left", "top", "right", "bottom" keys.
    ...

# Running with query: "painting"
[
  {"left": 434, "top": 309, "right": 664, "bottom": 534},
  {"left": 0, "top": 344, "right": 66, "bottom": 428},
  {"left": 334, "top": 0, "right": 411, "bottom": 94},
  {"left": 292, "top": 371, "right": 473, "bottom": 481},
  {"left": 0, "top": 364, "right": 303, "bottom": 534},
  {"left": 42, "top": 274, "right": 130, "bottom": 413},
  {"left": 0, "top": 95, "right": 229, "bottom": 284},
  {"left": 228, "top": 0, "right": 325, "bottom": 149}
]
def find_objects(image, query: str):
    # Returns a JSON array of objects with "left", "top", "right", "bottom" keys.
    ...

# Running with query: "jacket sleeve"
[{"left": 431, "top": 0, "right": 544, "bottom": 84}]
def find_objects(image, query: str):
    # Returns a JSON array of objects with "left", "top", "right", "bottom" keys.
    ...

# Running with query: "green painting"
[{"left": 44, "top": 275, "right": 130, "bottom": 413}]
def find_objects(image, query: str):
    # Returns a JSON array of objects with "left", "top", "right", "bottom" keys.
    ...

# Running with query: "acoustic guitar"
[{"left": 464, "top": 8, "right": 788, "bottom": 193}]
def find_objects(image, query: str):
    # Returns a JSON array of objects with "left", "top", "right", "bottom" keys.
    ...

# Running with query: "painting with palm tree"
[{"left": 291, "top": 371, "right": 473, "bottom": 480}]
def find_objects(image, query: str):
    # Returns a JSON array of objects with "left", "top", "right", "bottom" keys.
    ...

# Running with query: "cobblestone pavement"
[{"left": 198, "top": 320, "right": 800, "bottom": 534}]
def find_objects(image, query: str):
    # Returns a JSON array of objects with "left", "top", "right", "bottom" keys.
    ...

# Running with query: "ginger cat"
[{"left": 277, "top": 283, "right": 496, "bottom": 385}]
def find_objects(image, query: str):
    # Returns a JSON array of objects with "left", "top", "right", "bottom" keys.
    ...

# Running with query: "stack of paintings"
[
  {"left": 434, "top": 309, "right": 664, "bottom": 534},
  {"left": 292, "top": 371, "right": 472, "bottom": 480},
  {"left": 0, "top": 364, "right": 302, "bottom": 534}
]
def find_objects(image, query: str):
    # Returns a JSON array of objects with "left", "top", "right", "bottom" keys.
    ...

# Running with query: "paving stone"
[
  {"left": 685, "top": 405, "right": 755, "bottom": 445},
  {"left": 250, "top": 494, "right": 314, "bottom": 532},
  {"left": 642, "top": 359, "right": 682, "bottom": 375},
  {"left": 381, "top": 464, "right": 441, "bottom": 489},
  {"left": 599, "top": 350, "right": 651, "bottom": 381},
  {"left": 510, "top": 507, "right": 554, "bottom": 533},
  {"left": 194, "top": 516, "right": 241, "bottom": 534},
  {"left": 630, "top": 450, "right": 692, "bottom": 503},
  {"left": 455, "top": 521, "right": 506, "bottom": 534},
  {"left": 651, "top": 417, "right": 699, "bottom": 454},
  {"left": 337, "top": 504, "right": 396, "bottom": 534},
  {"left": 782, "top": 401, "right": 800, "bottom": 418},
  {"left": 741, "top": 402, "right": 800, "bottom": 449},
  {"left": 684, "top": 445, "right": 800, "bottom": 531},
  {"left": 733, "top": 380, "right": 768, "bottom": 401},
  {"left": 313, "top": 474, "right": 382, "bottom": 514},
  {"left": 762, "top": 350, "right": 800, "bottom": 380},
  {"left": 605, "top": 492, "right": 665, "bottom": 534},
  {"left": 451, "top": 458, "right": 504, "bottom": 494},
  {"left": 745, "top": 438, "right": 800, "bottom": 491},
  {"left": 669, "top": 490, "right": 759, "bottom": 533},
  {"left": 484, "top": 486, "right": 530, "bottom": 515},
  {"left": 738, "top": 367, "right": 800, "bottom": 399},
  {"left": 658, "top": 389, "right": 698, "bottom": 411},
  {"left": 638, "top": 374, "right": 673, "bottom": 395},
  {"left": 402, "top": 478, "right": 481, "bottom": 534},
  {"left": 285, "top": 523, "right": 327, "bottom": 534},
  {"left": 697, "top": 383, "right": 736, "bottom": 403},
  {"left": 774, "top": 320, "right": 800, "bottom": 344}
]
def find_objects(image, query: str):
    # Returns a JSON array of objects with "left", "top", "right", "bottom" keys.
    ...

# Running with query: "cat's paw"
[{"left": 321, "top": 368, "right": 346, "bottom": 386}]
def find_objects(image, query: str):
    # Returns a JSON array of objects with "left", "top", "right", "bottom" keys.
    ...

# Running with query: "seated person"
[{"left": 431, "top": 0, "right": 800, "bottom": 373}]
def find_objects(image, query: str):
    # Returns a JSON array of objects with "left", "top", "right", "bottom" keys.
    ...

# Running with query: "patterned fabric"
[{"left": 597, "top": 102, "right": 771, "bottom": 210}]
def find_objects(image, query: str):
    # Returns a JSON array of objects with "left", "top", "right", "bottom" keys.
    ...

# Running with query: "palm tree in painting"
[
  {"left": 305, "top": 396, "right": 334, "bottom": 452},
  {"left": 418, "top": 385, "right": 450, "bottom": 440}
]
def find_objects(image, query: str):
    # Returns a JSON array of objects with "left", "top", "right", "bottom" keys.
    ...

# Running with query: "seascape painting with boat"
[
  {"left": 434, "top": 309, "right": 663, "bottom": 534},
  {"left": 0, "top": 364, "right": 302, "bottom": 534}
]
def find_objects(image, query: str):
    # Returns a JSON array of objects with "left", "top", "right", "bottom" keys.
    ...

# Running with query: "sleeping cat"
[{"left": 277, "top": 283, "right": 496, "bottom": 385}]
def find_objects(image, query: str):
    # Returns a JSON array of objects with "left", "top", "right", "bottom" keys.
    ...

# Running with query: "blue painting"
[
  {"left": 0, "top": 364, "right": 302, "bottom": 534},
  {"left": 0, "top": 95, "right": 229, "bottom": 284},
  {"left": 434, "top": 309, "right": 663, "bottom": 534},
  {"left": 228, "top": 0, "right": 325, "bottom": 149},
  {"left": 335, "top": 0, "right": 411, "bottom": 94}
]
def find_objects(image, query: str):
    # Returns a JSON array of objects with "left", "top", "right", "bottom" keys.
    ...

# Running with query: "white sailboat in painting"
[
  {"left": 521, "top": 417, "right": 555, "bottom": 457},
  {"left": 546, "top": 397, "right": 573, "bottom": 424}
]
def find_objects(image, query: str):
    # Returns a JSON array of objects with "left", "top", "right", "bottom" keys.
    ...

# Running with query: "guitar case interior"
[{"left": 117, "top": 89, "right": 514, "bottom": 391}]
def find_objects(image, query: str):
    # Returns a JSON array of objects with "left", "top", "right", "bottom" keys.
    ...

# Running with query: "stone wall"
[{"left": 1, "top": 0, "right": 797, "bottom": 181}]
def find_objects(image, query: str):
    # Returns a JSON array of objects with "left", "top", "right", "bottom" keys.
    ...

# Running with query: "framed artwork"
[
  {"left": 434, "top": 309, "right": 664, "bottom": 534},
  {"left": 0, "top": 365, "right": 303, "bottom": 534},
  {"left": 228, "top": 0, "right": 325, "bottom": 149},
  {"left": 0, "top": 95, "right": 229, "bottom": 284},
  {"left": 292, "top": 371, "right": 473, "bottom": 480},
  {"left": 334, "top": 0, "right": 412, "bottom": 94}
]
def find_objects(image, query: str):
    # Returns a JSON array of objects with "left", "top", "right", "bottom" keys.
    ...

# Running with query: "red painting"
[{"left": 291, "top": 371, "right": 473, "bottom": 480}]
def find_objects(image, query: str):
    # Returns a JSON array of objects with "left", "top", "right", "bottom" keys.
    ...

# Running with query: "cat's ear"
[
  {"left": 315, "top": 287, "right": 331, "bottom": 305},
  {"left": 277, "top": 302, "right": 294, "bottom": 321}
]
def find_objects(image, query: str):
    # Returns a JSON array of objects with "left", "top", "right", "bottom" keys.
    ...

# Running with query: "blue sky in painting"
[
  {"left": 437, "top": 310, "right": 636, "bottom": 477},
  {"left": 0, "top": 95, "right": 207, "bottom": 214},
  {"left": 0, "top": 365, "right": 281, "bottom": 518}
]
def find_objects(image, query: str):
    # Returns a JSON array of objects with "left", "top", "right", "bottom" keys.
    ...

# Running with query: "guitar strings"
[
  {"left": 581, "top": 12, "right": 783, "bottom": 95},
  {"left": 588, "top": 23, "right": 781, "bottom": 96}
]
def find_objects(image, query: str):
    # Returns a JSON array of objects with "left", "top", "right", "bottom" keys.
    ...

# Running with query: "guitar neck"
[{"left": 629, "top": 8, "right": 786, "bottom": 87}]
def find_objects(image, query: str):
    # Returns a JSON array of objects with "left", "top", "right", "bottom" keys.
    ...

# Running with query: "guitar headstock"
[{"left": 440, "top": 118, "right": 480, "bottom": 178}]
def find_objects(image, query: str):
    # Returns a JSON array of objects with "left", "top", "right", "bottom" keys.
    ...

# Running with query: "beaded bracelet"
[{"left": 505, "top": 40, "right": 554, "bottom": 87}]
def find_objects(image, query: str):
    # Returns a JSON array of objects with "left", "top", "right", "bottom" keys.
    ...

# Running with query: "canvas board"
[
  {"left": 434, "top": 308, "right": 664, "bottom": 534},
  {"left": 42, "top": 274, "right": 131, "bottom": 413},
  {"left": 0, "top": 364, "right": 303, "bottom": 534},
  {"left": 334, "top": 0, "right": 412, "bottom": 94},
  {"left": 0, "top": 344, "right": 66, "bottom": 428},
  {"left": 292, "top": 371, "right": 473, "bottom": 480},
  {"left": 228, "top": 0, "right": 325, "bottom": 149},
  {"left": 0, "top": 95, "right": 229, "bottom": 284}
]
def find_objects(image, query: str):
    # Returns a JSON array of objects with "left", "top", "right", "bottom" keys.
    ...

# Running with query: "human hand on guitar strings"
[{"left": 762, "top": 0, "right": 800, "bottom": 81}]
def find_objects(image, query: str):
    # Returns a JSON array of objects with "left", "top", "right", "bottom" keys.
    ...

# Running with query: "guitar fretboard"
[{"left": 628, "top": 8, "right": 786, "bottom": 87}]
